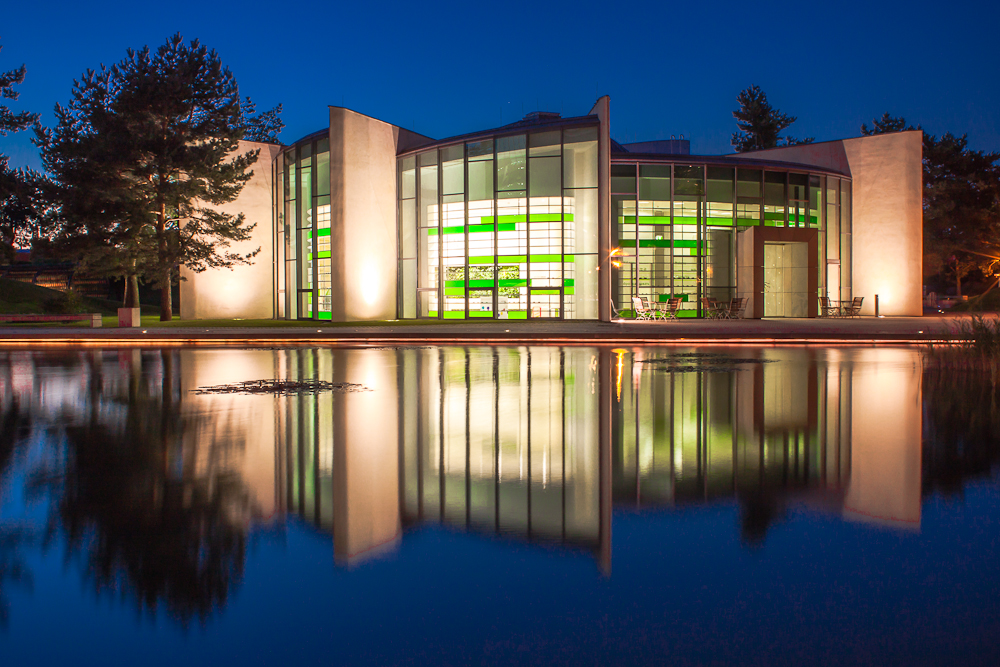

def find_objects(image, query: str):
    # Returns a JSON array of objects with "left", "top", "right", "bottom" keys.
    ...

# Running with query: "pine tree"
[
  {"left": 0, "top": 43, "right": 41, "bottom": 263},
  {"left": 731, "top": 85, "right": 813, "bottom": 152},
  {"left": 860, "top": 113, "right": 915, "bottom": 136},
  {"left": 38, "top": 34, "right": 278, "bottom": 320}
]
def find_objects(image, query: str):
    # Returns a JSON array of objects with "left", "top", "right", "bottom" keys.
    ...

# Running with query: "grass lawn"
[{"left": 119, "top": 316, "right": 460, "bottom": 328}]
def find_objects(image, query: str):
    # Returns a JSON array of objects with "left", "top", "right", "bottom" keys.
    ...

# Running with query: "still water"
[{"left": 0, "top": 345, "right": 997, "bottom": 665}]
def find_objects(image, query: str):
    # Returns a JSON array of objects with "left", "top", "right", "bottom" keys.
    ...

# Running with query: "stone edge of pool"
[{"left": 0, "top": 316, "right": 968, "bottom": 345}]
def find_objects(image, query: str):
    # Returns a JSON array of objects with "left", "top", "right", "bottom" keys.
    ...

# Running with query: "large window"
[
  {"left": 280, "top": 136, "right": 331, "bottom": 320},
  {"left": 398, "top": 125, "right": 599, "bottom": 320},
  {"left": 612, "top": 160, "right": 846, "bottom": 317}
]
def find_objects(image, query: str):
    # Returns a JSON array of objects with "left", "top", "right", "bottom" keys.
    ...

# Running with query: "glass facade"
[
  {"left": 280, "top": 135, "right": 331, "bottom": 320},
  {"left": 398, "top": 125, "right": 600, "bottom": 320},
  {"left": 276, "top": 121, "right": 850, "bottom": 321},
  {"left": 612, "top": 160, "right": 851, "bottom": 317}
]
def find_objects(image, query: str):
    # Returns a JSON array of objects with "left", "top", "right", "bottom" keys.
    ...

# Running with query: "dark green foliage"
[
  {"left": 239, "top": 96, "right": 283, "bottom": 143},
  {"left": 38, "top": 34, "right": 280, "bottom": 320},
  {"left": 39, "top": 288, "right": 84, "bottom": 314},
  {"left": 860, "top": 113, "right": 915, "bottom": 136},
  {"left": 922, "top": 133, "right": 1000, "bottom": 296},
  {"left": 731, "top": 85, "right": 813, "bottom": 152},
  {"left": 0, "top": 43, "right": 42, "bottom": 264},
  {"left": 0, "top": 277, "right": 118, "bottom": 315}
]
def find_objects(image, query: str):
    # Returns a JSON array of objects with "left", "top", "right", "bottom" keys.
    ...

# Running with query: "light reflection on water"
[{"left": 0, "top": 345, "right": 997, "bottom": 663}]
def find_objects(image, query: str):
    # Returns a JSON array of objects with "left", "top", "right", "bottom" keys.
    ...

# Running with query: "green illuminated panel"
[
  {"left": 619, "top": 240, "right": 699, "bottom": 249},
  {"left": 498, "top": 255, "right": 527, "bottom": 264},
  {"left": 507, "top": 311, "right": 527, "bottom": 319},
  {"left": 318, "top": 312, "right": 332, "bottom": 320},
  {"left": 443, "top": 311, "right": 465, "bottom": 319},
  {"left": 530, "top": 254, "right": 562, "bottom": 262},
  {"left": 532, "top": 289, "right": 560, "bottom": 295},
  {"left": 499, "top": 279, "right": 529, "bottom": 288},
  {"left": 317, "top": 228, "right": 331, "bottom": 237}
]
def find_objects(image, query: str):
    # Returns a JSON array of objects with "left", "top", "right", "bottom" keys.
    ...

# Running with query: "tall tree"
[
  {"left": 923, "top": 132, "right": 1000, "bottom": 297},
  {"left": 861, "top": 113, "right": 1000, "bottom": 297},
  {"left": 860, "top": 112, "right": 915, "bottom": 136},
  {"left": 731, "top": 85, "right": 813, "bottom": 152},
  {"left": 239, "top": 96, "right": 284, "bottom": 143},
  {"left": 0, "top": 43, "right": 41, "bottom": 263},
  {"left": 38, "top": 35, "right": 275, "bottom": 320}
]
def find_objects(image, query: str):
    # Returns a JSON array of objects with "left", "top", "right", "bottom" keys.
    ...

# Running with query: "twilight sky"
[{"left": 2, "top": 0, "right": 998, "bottom": 170}]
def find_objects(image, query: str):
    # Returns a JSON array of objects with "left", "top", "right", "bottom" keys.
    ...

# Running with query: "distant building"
[{"left": 182, "top": 98, "right": 923, "bottom": 320}]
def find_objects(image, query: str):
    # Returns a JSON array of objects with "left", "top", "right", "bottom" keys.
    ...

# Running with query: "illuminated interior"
[
  {"left": 611, "top": 163, "right": 852, "bottom": 317},
  {"left": 398, "top": 127, "right": 601, "bottom": 320},
  {"left": 273, "top": 110, "right": 863, "bottom": 322}
]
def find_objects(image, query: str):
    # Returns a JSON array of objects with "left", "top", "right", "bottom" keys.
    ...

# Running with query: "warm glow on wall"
[{"left": 360, "top": 264, "right": 379, "bottom": 306}]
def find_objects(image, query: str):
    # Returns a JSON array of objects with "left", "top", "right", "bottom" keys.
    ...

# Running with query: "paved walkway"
[{"left": 0, "top": 315, "right": 972, "bottom": 345}]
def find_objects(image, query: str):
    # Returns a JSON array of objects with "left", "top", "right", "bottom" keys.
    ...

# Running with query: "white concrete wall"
[
  {"left": 841, "top": 132, "right": 923, "bottom": 316},
  {"left": 731, "top": 131, "right": 923, "bottom": 316},
  {"left": 329, "top": 108, "right": 401, "bottom": 321},
  {"left": 180, "top": 141, "right": 282, "bottom": 320}
]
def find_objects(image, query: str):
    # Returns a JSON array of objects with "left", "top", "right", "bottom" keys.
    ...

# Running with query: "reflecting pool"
[{"left": 0, "top": 345, "right": 997, "bottom": 665}]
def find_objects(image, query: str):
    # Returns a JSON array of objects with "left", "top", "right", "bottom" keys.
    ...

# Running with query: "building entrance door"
[{"left": 764, "top": 242, "right": 809, "bottom": 317}]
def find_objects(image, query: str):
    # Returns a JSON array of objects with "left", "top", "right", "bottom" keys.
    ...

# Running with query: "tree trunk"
[
  {"left": 160, "top": 282, "right": 172, "bottom": 321},
  {"left": 123, "top": 274, "right": 140, "bottom": 308}
]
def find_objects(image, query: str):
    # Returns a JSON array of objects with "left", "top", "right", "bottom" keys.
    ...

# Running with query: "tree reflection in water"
[
  {"left": 923, "top": 357, "right": 1000, "bottom": 497},
  {"left": 0, "top": 391, "right": 34, "bottom": 627},
  {"left": 28, "top": 350, "right": 254, "bottom": 626},
  {"left": 3, "top": 343, "right": 1000, "bottom": 629}
]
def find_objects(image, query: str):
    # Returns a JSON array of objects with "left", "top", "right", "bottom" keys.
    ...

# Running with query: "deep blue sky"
[{"left": 2, "top": 0, "right": 998, "bottom": 171}]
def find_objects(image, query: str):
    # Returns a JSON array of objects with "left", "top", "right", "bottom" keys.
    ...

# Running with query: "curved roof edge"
[
  {"left": 612, "top": 151, "right": 852, "bottom": 178},
  {"left": 396, "top": 114, "right": 600, "bottom": 158}
]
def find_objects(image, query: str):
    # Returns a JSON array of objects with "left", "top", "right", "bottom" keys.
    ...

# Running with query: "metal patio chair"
[
  {"left": 819, "top": 296, "right": 839, "bottom": 318},
  {"left": 701, "top": 297, "right": 717, "bottom": 319},
  {"left": 632, "top": 296, "right": 654, "bottom": 320},
  {"left": 722, "top": 297, "right": 746, "bottom": 320},
  {"left": 844, "top": 296, "right": 864, "bottom": 318},
  {"left": 662, "top": 297, "right": 681, "bottom": 320}
]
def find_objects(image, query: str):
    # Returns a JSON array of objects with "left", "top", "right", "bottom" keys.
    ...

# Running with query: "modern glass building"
[
  {"left": 609, "top": 155, "right": 852, "bottom": 317},
  {"left": 181, "top": 97, "right": 923, "bottom": 321}
]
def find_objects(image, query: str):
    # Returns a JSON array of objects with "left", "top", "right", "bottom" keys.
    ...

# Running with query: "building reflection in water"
[
  {"left": 276, "top": 345, "right": 923, "bottom": 568},
  {"left": 0, "top": 344, "right": 933, "bottom": 625}
]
